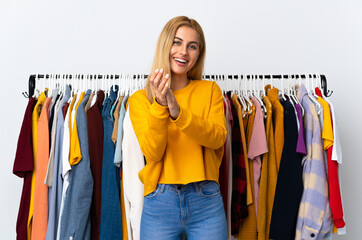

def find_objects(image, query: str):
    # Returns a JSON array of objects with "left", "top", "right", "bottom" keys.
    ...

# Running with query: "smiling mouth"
[{"left": 174, "top": 57, "right": 188, "bottom": 64}]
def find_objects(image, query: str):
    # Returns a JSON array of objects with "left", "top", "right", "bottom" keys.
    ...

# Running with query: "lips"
[{"left": 173, "top": 57, "right": 188, "bottom": 66}]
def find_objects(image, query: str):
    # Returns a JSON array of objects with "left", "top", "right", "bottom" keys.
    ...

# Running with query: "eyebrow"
[{"left": 174, "top": 36, "right": 199, "bottom": 46}]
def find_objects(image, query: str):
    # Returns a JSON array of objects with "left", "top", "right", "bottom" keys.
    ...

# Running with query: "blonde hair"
[{"left": 145, "top": 16, "right": 206, "bottom": 102}]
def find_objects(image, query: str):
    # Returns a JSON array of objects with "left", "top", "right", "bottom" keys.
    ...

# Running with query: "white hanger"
[
  {"left": 280, "top": 75, "right": 287, "bottom": 101},
  {"left": 237, "top": 75, "right": 247, "bottom": 118},
  {"left": 306, "top": 74, "right": 322, "bottom": 115},
  {"left": 317, "top": 74, "right": 326, "bottom": 98}
]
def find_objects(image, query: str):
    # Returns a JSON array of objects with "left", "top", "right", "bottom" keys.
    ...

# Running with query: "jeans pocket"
[
  {"left": 144, "top": 185, "right": 161, "bottom": 199},
  {"left": 199, "top": 181, "right": 220, "bottom": 197}
]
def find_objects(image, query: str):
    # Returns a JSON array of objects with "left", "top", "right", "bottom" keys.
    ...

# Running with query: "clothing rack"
[{"left": 24, "top": 73, "right": 332, "bottom": 99}]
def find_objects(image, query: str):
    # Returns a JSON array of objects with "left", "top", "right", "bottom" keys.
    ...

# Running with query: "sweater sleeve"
[
  {"left": 129, "top": 92, "right": 169, "bottom": 162},
  {"left": 171, "top": 82, "right": 227, "bottom": 149}
]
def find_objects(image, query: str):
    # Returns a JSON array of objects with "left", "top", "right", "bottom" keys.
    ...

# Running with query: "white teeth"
[{"left": 175, "top": 58, "right": 187, "bottom": 63}]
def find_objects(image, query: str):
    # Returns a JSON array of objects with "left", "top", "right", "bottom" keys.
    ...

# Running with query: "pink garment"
[{"left": 247, "top": 97, "right": 268, "bottom": 230}]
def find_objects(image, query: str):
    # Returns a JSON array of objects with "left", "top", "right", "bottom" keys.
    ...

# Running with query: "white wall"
[{"left": 1, "top": 0, "right": 360, "bottom": 239}]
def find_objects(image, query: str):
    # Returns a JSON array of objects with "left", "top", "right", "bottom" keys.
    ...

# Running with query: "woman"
[{"left": 128, "top": 16, "right": 227, "bottom": 239}]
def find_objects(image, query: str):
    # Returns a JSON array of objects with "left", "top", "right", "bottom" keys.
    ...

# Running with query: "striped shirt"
[{"left": 295, "top": 85, "right": 333, "bottom": 240}]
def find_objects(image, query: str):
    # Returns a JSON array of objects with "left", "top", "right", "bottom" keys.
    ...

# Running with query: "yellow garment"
[
  {"left": 120, "top": 172, "right": 129, "bottom": 240},
  {"left": 28, "top": 91, "right": 46, "bottom": 240},
  {"left": 258, "top": 96, "right": 278, "bottom": 240},
  {"left": 238, "top": 104, "right": 257, "bottom": 240},
  {"left": 245, "top": 102, "right": 256, "bottom": 205},
  {"left": 318, "top": 97, "right": 334, "bottom": 149},
  {"left": 129, "top": 80, "right": 227, "bottom": 196},
  {"left": 265, "top": 85, "right": 284, "bottom": 172},
  {"left": 69, "top": 92, "right": 84, "bottom": 166},
  {"left": 231, "top": 94, "right": 252, "bottom": 205}
]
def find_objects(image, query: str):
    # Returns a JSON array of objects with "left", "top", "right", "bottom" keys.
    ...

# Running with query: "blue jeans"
[{"left": 140, "top": 180, "right": 227, "bottom": 240}]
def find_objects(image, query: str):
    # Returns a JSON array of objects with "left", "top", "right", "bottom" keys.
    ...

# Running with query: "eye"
[
  {"left": 189, "top": 44, "right": 198, "bottom": 50},
  {"left": 173, "top": 41, "right": 181, "bottom": 45}
]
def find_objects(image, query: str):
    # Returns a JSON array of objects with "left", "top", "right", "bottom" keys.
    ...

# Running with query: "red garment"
[
  {"left": 87, "top": 90, "right": 105, "bottom": 240},
  {"left": 219, "top": 100, "right": 228, "bottom": 214},
  {"left": 63, "top": 102, "right": 69, "bottom": 119},
  {"left": 315, "top": 87, "right": 345, "bottom": 228},
  {"left": 230, "top": 96, "right": 248, "bottom": 235},
  {"left": 13, "top": 97, "right": 37, "bottom": 240}
]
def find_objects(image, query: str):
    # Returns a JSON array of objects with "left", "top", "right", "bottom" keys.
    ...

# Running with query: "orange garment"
[
  {"left": 238, "top": 102, "right": 258, "bottom": 240},
  {"left": 28, "top": 91, "right": 46, "bottom": 239},
  {"left": 121, "top": 173, "right": 129, "bottom": 240},
  {"left": 257, "top": 96, "right": 278, "bottom": 240},
  {"left": 32, "top": 97, "right": 52, "bottom": 239},
  {"left": 69, "top": 92, "right": 84, "bottom": 166},
  {"left": 112, "top": 95, "right": 124, "bottom": 144},
  {"left": 231, "top": 94, "right": 252, "bottom": 204},
  {"left": 265, "top": 85, "right": 284, "bottom": 171}
]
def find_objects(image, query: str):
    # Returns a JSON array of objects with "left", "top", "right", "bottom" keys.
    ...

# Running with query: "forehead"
[{"left": 174, "top": 26, "right": 199, "bottom": 43}]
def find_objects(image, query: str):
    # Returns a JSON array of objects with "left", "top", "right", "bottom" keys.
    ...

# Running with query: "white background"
[{"left": 0, "top": 1, "right": 360, "bottom": 239}]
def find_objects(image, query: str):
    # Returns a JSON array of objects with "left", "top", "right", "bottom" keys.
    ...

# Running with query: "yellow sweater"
[{"left": 129, "top": 80, "right": 227, "bottom": 196}]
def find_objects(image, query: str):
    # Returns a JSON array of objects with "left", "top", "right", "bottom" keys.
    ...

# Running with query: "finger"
[
  {"left": 158, "top": 73, "right": 169, "bottom": 91},
  {"left": 153, "top": 68, "right": 164, "bottom": 88},
  {"left": 161, "top": 82, "right": 169, "bottom": 96}
]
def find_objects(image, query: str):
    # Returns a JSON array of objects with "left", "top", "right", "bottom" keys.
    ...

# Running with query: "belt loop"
[
  {"left": 194, "top": 182, "right": 200, "bottom": 192},
  {"left": 159, "top": 184, "right": 165, "bottom": 193}
]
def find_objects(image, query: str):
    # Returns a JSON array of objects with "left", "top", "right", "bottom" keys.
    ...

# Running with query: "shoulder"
[
  {"left": 128, "top": 89, "right": 150, "bottom": 109},
  {"left": 192, "top": 80, "right": 222, "bottom": 93}
]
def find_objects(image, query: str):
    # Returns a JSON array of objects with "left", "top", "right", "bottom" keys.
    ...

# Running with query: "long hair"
[{"left": 145, "top": 16, "right": 206, "bottom": 102}]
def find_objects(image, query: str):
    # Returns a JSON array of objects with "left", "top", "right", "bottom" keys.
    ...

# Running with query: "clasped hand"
[{"left": 150, "top": 68, "right": 180, "bottom": 119}]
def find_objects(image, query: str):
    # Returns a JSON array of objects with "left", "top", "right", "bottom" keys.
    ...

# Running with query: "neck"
[{"left": 171, "top": 74, "right": 189, "bottom": 91}]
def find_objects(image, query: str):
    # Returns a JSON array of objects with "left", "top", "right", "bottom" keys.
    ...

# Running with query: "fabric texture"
[
  {"left": 87, "top": 90, "right": 105, "bottom": 240},
  {"left": 269, "top": 99, "right": 303, "bottom": 240},
  {"left": 99, "top": 86, "right": 123, "bottom": 239},
  {"left": 122, "top": 108, "right": 145, "bottom": 240},
  {"left": 230, "top": 94, "right": 248, "bottom": 235},
  {"left": 59, "top": 90, "right": 94, "bottom": 240},
  {"left": 295, "top": 85, "right": 333, "bottom": 240},
  {"left": 129, "top": 80, "right": 227, "bottom": 196},
  {"left": 140, "top": 181, "right": 227, "bottom": 240},
  {"left": 13, "top": 97, "right": 37, "bottom": 240}
]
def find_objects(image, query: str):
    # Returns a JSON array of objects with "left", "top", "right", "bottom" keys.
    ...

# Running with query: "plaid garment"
[
  {"left": 230, "top": 94, "right": 248, "bottom": 235},
  {"left": 295, "top": 85, "right": 333, "bottom": 240}
]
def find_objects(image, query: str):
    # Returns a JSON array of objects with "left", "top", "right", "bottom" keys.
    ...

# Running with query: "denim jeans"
[{"left": 140, "top": 180, "right": 227, "bottom": 240}]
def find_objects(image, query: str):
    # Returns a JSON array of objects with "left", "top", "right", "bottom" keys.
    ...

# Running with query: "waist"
[{"left": 157, "top": 180, "right": 216, "bottom": 192}]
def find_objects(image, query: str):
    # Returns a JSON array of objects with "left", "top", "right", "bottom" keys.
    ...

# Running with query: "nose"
[{"left": 180, "top": 44, "right": 188, "bottom": 56}]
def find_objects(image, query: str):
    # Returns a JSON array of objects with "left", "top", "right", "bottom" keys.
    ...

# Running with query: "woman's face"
[{"left": 169, "top": 26, "right": 200, "bottom": 78}]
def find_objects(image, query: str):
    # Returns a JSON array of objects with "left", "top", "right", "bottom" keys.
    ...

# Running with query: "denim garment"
[
  {"left": 99, "top": 86, "right": 123, "bottom": 239},
  {"left": 140, "top": 180, "right": 227, "bottom": 240},
  {"left": 46, "top": 85, "right": 70, "bottom": 240},
  {"left": 60, "top": 90, "right": 94, "bottom": 240},
  {"left": 113, "top": 95, "right": 128, "bottom": 167}
]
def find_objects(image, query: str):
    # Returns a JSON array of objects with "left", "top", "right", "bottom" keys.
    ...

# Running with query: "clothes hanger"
[
  {"left": 279, "top": 75, "right": 287, "bottom": 101},
  {"left": 237, "top": 75, "right": 247, "bottom": 118},
  {"left": 252, "top": 74, "right": 267, "bottom": 116},
  {"left": 306, "top": 74, "right": 321, "bottom": 115}
]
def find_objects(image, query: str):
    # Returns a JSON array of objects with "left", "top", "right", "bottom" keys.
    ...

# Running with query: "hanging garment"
[
  {"left": 99, "top": 86, "right": 123, "bottom": 239},
  {"left": 111, "top": 95, "right": 124, "bottom": 145},
  {"left": 269, "top": 99, "right": 303, "bottom": 240},
  {"left": 295, "top": 85, "right": 333, "bottom": 240},
  {"left": 59, "top": 90, "right": 94, "bottom": 240},
  {"left": 230, "top": 94, "right": 248, "bottom": 235},
  {"left": 223, "top": 94, "right": 233, "bottom": 240},
  {"left": 257, "top": 96, "right": 277, "bottom": 240},
  {"left": 32, "top": 97, "right": 51, "bottom": 239},
  {"left": 237, "top": 102, "right": 257, "bottom": 240},
  {"left": 128, "top": 80, "right": 226, "bottom": 197},
  {"left": 88, "top": 90, "right": 105, "bottom": 240},
  {"left": 248, "top": 96, "right": 268, "bottom": 228},
  {"left": 13, "top": 97, "right": 37, "bottom": 240},
  {"left": 295, "top": 103, "right": 307, "bottom": 156},
  {"left": 315, "top": 88, "right": 346, "bottom": 230},
  {"left": 46, "top": 85, "right": 71, "bottom": 240},
  {"left": 265, "top": 85, "right": 284, "bottom": 172},
  {"left": 113, "top": 95, "right": 127, "bottom": 168},
  {"left": 69, "top": 92, "right": 84, "bottom": 166},
  {"left": 56, "top": 93, "right": 77, "bottom": 240},
  {"left": 44, "top": 89, "right": 60, "bottom": 187},
  {"left": 122, "top": 106, "right": 145, "bottom": 240},
  {"left": 28, "top": 91, "right": 46, "bottom": 239}
]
